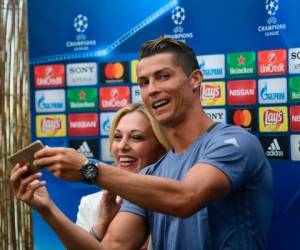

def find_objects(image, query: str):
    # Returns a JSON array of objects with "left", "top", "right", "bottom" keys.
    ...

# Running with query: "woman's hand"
[
  {"left": 10, "top": 163, "right": 50, "bottom": 212},
  {"left": 33, "top": 147, "right": 87, "bottom": 181},
  {"left": 92, "top": 190, "right": 123, "bottom": 240}
]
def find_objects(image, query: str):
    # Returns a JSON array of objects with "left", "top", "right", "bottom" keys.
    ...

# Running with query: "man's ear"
[{"left": 190, "top": 69, "right": 203, "bottom": 92}]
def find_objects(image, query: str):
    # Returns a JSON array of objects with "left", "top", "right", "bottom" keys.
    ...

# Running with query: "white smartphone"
[{"left": 8, "top": 140, "right": 44, "bottom": 173}]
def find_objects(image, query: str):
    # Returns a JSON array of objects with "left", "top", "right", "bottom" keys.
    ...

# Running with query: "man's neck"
[{"left": 166, "top": 109, "right": 214, "bottom": 153}]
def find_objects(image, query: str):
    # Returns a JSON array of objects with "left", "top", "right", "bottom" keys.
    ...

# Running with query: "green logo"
[
  {"left": 67, "top": 88, "right": 98, "bottom": 110},
  {"left": 227, "top": 52, "right": 256, "bottom": 77},
  {"left": 289, "top": 77, "right": 300, "bottom": 102}
]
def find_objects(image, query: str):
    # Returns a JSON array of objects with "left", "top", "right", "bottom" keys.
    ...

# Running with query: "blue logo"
[
  {"left": 260, "top": 84, "right": 284, "bottom": 101},
  {"left": 103, "top": 117, "right": 110, "bottom": 134}
]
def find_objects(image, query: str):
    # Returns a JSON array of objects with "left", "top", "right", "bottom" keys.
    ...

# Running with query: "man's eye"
[
  {"left": 138, "top": 79, "right": 149, "bottom": 86},
  {"left": 159, "top": 74, "right": 169, "bottom": 80}
]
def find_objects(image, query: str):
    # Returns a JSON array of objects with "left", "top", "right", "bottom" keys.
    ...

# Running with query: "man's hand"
[{"left": 34, "top": 147, "right": 87, "bottom": 181}]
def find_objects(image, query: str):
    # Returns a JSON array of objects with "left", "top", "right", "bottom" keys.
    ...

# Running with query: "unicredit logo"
[
  {"left": 263, "top": 109, "right": 283, "bottom": 125},
  {"left": 258, "top": 49, "right": 286, "bottom": 76},
  {"left": 34, "top": 64, "right": 65, "bottom": 88},
  {"left": 100, "top": 87, "right": 130, "bottom": 110}
]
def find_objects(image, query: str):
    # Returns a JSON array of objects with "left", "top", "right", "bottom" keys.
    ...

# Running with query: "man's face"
[{"left": 137, "top": 53, "right": 197, "bottom": 128}]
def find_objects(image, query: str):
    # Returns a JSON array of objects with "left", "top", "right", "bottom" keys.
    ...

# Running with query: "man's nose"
[{"left": 147, "top": 79, "right": 160, "bottom": 97}]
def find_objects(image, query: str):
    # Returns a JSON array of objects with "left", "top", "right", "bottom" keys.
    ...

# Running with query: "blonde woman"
[{"left": 76, "top": 104, "right": 170, "bottom": 249}]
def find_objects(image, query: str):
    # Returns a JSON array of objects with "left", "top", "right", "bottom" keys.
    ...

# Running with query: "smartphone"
[{"left": 8, "top": 140, "right": 44, "bottom": 173}]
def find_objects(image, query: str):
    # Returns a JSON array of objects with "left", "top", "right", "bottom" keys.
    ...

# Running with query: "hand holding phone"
[{"left": 8, "top": 140, "right": 44, "bottom": 173}]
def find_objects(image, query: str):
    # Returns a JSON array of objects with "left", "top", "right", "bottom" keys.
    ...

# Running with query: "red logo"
[
  {"left": 200, "top": 84, "right": 221, "bottom": 99},
  {"left": 258, "top": 49, "right": 287, "bottom": 76},
  {"left": 68, "top": 113, "right": 99, "bottom": 136},
  {"left": 99, "top": 87, "right": 130, "bottom": 110},
  {"left": 34, "top": 64, "right": 65, "bottom": 88},
  {"left": 263, "top": 109, "right": 284, "bottom": 125},
  {"left": 100, "top": 62, "right": 129, "bottom": 83},
  {"left": 227, "top": 80, "right": 256, "bottom": 105},
  {"left": 230, "top": 108, "right": 256, "bottom": 131},
  {"left": 41, "top": 117, "right": 62, "bottom": 132},
  {"left": 290, "top": 106, "right": 300, "bottom": 131}
]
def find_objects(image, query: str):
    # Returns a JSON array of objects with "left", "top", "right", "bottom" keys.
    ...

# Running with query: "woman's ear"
[{"left": 190, "top": 69, "right": 203, "bottom": 93}]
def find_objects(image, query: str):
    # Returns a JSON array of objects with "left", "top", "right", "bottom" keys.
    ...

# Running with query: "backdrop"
[{"left": 27, "top": 0, "right": 300, "bottom": 249}]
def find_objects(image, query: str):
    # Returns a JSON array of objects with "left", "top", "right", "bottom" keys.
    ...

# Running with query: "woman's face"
[{"left": 111, "top": 111, "right": 164, "bottom": 173}]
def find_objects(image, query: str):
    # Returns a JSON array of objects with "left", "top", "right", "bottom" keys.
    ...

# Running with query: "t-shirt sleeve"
[
  {"left": 197, "top": 130, "right": 259, "bottom": 190},
  {"left": 119, "top": 166, "right": 154, "bottom": 217}
]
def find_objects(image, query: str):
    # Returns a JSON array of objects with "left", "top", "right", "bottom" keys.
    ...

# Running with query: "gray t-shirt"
[{"left": 121, "top": 123, "right": 272, "bottom": 250}]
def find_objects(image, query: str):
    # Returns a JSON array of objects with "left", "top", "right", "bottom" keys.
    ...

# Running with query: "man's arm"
[
  {"left": 97, "top": 162, "right": 231, "bottom": 218},
  {"left": 34, "top": 147, "right": 231, "bottom": 218},
  {"left": 42, "top": 201, "right": 148, "bottom": 250}
]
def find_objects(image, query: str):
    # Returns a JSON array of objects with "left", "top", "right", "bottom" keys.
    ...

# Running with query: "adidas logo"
[
  {"left": 224, "top": 138, "right": 239, "bottom": 147},
  {"left": 77, "top": 141, "right": 93, "bottom": 158},
  {"left": 266, "top": 138, "right": 283, "bottom": 157}
]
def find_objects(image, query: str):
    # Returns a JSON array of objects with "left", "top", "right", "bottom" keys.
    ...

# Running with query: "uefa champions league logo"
[
  {"left": 74, "top": 14, "right": 88, "bottom": 33},
  {"left": 171, "top": 6, "right": 185, "bottom": 26},
  {"left": 266, "top": 0, "right": 279, "bottom": 24}
]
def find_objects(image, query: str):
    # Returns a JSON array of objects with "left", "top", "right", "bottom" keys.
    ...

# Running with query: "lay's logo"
[
  {"left": 259, "top": 106, "right": 288, "bottom": 132},
  {"left": 200, "top": 81, "right": 225, "bottom": 106},
  {"left": 36, "top": 114, "right": 66, "bottom": 137}
]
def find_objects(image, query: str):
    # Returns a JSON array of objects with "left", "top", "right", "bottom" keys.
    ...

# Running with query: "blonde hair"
[{"left": 109, "top": 103, "right": 170, "bottom": 152}]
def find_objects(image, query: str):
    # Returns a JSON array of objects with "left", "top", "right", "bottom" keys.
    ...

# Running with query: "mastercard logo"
[
  {"left": 104, "top": 63, "right": 125, "bottom": 79},
  {"left": 233, "top": 109, "right": 252, "bottom": 127}
]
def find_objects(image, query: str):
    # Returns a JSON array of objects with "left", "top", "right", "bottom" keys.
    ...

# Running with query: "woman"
[
  {"left": 10, "top": 103, "right": 169, "bottom": 249},
  {"left": 76, "top": 104, "right": 170, "bottom": 247}
]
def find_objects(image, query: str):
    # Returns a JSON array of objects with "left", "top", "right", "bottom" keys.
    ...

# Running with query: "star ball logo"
[
  {"left": 74, "top": 14, "right": 88, "bottom": 33},
  {"left": 66, "top": 14, "right": 96, "bottom": 51},
  {"left": 257, "top": 0, "right": 287, "bottom": 37},
  {"left": 164, "top": 5, "right": 193, "bottom": 43},
  {"left": 228, "top": 108, "right": 257, "bottom": 131},
  {"left": 172, "top": 6, "right": 185, "bottom": 25},
  {"left": 100, "top": 62, "right": 129, "bottom": 83}
]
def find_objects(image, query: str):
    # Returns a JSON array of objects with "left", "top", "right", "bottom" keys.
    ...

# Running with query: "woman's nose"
[{"left": 118, "top": 138, "right": 130, "bottom": 151}]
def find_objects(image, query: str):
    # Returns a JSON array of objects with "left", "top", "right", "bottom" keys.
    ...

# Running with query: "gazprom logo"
[
  {"left": 197, "top": 54, "right": 225, "bottom": 80},
  {"left": 258, "top": 78, "right": 287, "bottom": 104},
  {"left": 100, "top": 112, "right": 115, "bottom": 136},
  {"left": 35, "top": 90, "right": 66, "bottom": 113}
]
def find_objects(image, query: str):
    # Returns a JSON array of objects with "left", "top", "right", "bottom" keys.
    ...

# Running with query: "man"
[{"left": 22, "top": 37, "right": 273, "bottom": 249}]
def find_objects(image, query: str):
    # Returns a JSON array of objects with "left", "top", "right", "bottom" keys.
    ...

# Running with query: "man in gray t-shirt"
[
  {"left": 121, "top": 123, "right": 272, "bottom": 249},
  {"left": 28, "top": 37, "right": 272, "bottom": 250}
]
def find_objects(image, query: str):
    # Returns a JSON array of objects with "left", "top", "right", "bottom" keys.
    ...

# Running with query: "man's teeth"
[{"left": 153, "top": 99, "right": 168, "bottom": 108}]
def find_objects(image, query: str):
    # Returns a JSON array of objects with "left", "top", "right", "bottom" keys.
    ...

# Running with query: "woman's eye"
[
  {"left": 114, "top": 134, "right": 122, "bottom": 141},
  {"left": 131, "top": 135, "right": 145, "bottom": 141}
]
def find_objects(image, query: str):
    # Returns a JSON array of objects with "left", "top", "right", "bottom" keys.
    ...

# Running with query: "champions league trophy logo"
[
  {"left": 266, "top": 0, "right": 279, "bottom": 25},
  {"left": 74, "top": 14, "right": 88, "bottom": 40}
]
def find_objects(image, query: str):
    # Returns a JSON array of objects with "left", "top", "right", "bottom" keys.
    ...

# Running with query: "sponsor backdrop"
[{"left": 27, "top": 0, "right": 300, "bottom": 249}]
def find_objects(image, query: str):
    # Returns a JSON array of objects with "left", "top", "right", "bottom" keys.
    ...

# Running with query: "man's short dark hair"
[{"left": 139, "top": 37, "right": 199, "bottom": 76}]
